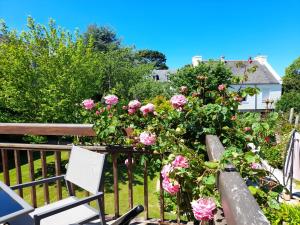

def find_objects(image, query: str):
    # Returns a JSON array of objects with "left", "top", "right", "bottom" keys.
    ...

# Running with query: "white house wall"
[{"left": 231, "top": 84, "right": 282, "bottom": 111}]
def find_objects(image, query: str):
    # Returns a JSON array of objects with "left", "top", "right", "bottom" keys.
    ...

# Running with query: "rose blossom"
[
  {"left": 95, "top": 110, "right": 100, "bottom": 115},
  {"left": 231, "top": 115, "right": 237, "bottom": 121},
  {"left": 170, "top": 95, "right": 187, "bottom": 109},
  {"left": 251, "top": 162, "right": 261, "bottom": 169},
  {"left": 82, "top": 99, "right": 95, "bottom": 110},
  {"left": 218, "top": 84, "right": 226, "bottom": 91},
  {"left": 162, "top": 178, "right": 180, "bottom": 195},
  {"left": 128, "top": 108, "right": 136, "bottom": 115},
  {"left": 128, "top": 100, "right": 141, "bottom": 109},
  {"left": 140, "top": 103, "right": 155, "bottom": 116},
  {"left": 244, "top": 127, "right": 251, "bottom": 132},
  {"left": 104, "top": 95, "right": 119, "bottom": 105},
  {"left": 191, "top": 198, "right": 216, "bottom": 221},
  {"left": 172, "top": 155, "right": 189, "bottom": 168},
  {"left": 139, "top": 131, "right": 156, "bottom": 145},
  {"left": 179, "top": 86, "right": 188, "bottom": 94},
  {"left": 161, "top": 164, "right": 173, "bottom": 179}
]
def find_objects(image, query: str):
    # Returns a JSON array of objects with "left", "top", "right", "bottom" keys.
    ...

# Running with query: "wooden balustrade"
[{"left": 0, "top": 123, "right": 164, "bottom": 221}]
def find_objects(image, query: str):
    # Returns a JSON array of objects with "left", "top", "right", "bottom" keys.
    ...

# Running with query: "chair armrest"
[
  {"left": 110, "top": 205, "right": 144, "bottom": 225},
  {"left": 34, "top": 192, "right": 103, "bottom": 222},
  {"left": 10, "top": 175, "right": 65, "bottom": 190}
]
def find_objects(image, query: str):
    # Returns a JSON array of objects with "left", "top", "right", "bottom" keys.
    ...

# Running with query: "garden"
[{"left": 0, "top": 18, "right": 300, "bottom": 225}]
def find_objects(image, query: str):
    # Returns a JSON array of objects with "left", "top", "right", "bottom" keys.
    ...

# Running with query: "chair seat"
[{"left": 7, "top": 196, "right": 99, "bottom": 225}]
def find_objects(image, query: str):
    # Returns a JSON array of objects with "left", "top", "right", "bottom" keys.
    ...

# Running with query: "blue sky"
[{"left": 0, "top": 0, "right": 299, "bottom": 76}]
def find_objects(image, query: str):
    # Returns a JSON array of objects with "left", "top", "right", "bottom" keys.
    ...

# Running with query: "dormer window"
[{"left": 152, "top": 75, "right": 159, "bottom": 80}]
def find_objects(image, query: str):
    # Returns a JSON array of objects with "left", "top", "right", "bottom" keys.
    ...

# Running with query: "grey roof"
[
  {"left": 223, "top": 60, "right": 280, "bottom": 84},
  {"left": 153, "top": 60, "right": 280, "bottom": 84}
]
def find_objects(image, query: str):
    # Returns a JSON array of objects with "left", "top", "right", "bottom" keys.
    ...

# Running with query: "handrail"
[
  {"left": 206, "top": 135, "right": 270, "bottom": 225},
  {"left": 0, "top": 123, "right": 96, "bottom": 136}
]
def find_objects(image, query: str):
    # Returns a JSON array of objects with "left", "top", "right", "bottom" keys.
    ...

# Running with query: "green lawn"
[{"left": 0, "top": 151, "right": 175, "bottom": 219}]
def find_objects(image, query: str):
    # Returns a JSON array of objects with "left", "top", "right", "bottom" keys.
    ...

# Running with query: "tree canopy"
[
  {"left": 137, "top": 49, "right": 168, "bottom": 69},
  {"left": 282, "top": 56, "right": 300, "bottom": 93},
  {"left": 83, "top": 24, "right": 120, "bottom": 52}
]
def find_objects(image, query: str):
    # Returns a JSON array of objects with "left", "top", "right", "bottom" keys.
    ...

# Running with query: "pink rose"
[
  {"left": 161, "top": 164, "right": 173, "bottom": 179},
  {"left": 122, "top": 105, "right": 128, "bottom": 110},
  {"left": 170, "top": 95, "right": 187, "bottom": 109},
  {"left": 140, "top": 103, "right": 155, "bottom": 116},
  {"left": 191, "top": 198, "right": 216, "bottom": 221},
  {"left": 231, "top": 115, "right": 237, "bottom": 121},
  {"left": 139, "top": 131, "right": 156, "bottom": 145},
  {"left": 128, "top": 100, "right": 141, "bottom": 109},
  {"left": 251, "top": 162, "right": 261, "bottom": 169},
  {"left": 125, "top": 158, "right": 135, "bottom": 167},
  {"left": 104, "top": 95, "right": 119, "bottom": 105},
  {"left": 128, "top": 108, "right": 136, "bottom": 115},
  {"left": 244, "top": 127, "right": 251, "bottom": 132},
  {"left": 95, "top": 110, "right": 100, "bottom": 115},
  {"left": 218, "top": 84, "right": 226, "bottom": 91},
  {"left": 172, "top": 155, "right": 189, "bottom": 168},
  {"left": 162, "top": 178, "right": 180, "bottom": 195},
  {"left": 82, "top": 99, "right": 95, "bottom": 110}
]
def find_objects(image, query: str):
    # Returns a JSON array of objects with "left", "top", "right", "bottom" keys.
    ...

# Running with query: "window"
[
  {"left": 152, "top": 75, "right": 159, "bottom": 80},
  {"left": 262, "top": 89, "right": 270, "bottom": 103}
]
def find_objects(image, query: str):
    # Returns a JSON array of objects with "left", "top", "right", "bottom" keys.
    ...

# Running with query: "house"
[
  {"left": 192, "top": 55, "right": 282, "bottom": 112},
  {"left": 151, "top": 69, "right": 177, "bottom": 81}
]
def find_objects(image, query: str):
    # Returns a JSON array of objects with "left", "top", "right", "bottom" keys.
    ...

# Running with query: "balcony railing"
[{"left": 0, "top": 123, "right": 270, "bottom": 225}]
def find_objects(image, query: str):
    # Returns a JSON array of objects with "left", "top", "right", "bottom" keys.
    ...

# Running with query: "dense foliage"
[
  {"left": 81, "top": 62, "right": 286, "bottom": 223},
  {"left": 276, "top": 91, "right": 300, "bottom": 113},
  {"left": 276, "top": 56, "right": 300, "bottom": 113},
  {"left": 0, "top": 18, "right": 163, "bottom": 122}
]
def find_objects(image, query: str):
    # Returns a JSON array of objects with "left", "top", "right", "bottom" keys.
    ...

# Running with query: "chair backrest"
[{"left": 65, "top": 146, "right": 106, "bottom": 194}]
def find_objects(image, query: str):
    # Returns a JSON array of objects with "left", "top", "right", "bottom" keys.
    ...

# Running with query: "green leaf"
[
  {"left": 204, "top": 161, "right": 219, "bottom": 169},
  {"left": 203, "top": 175, "right": 216, "bottom": 185}
]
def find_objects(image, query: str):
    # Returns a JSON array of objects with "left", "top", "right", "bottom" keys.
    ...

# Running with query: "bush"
[{"left": 275, "top": 91, "right": 300, "bottom": 113}]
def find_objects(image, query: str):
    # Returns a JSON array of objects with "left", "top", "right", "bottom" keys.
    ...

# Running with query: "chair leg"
[{"left": 97, "top": 196, "right": 106, "bottom": 225}]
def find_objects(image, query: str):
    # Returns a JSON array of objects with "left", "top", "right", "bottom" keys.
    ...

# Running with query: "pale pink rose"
[
  {"left": 172, "top": 155, "right": 189, "bottom": 168},
  {"left": 231, "top": 115, "right": 237, "bottom": 121},
  {"left": 122, "top": 105, "right": 128, "bottom": 110},
  {"left": 140, "top": 103, "right": 155, "bottom": 116},
  {"left": 161, "top": 164, "right": 173, "bottom": 179},
  {"left": 95, "top": 110, "right": 100, "bottom": 115},
  {"left": 244, "top": 127, "right": 251, "bottom": 132},
  {"left": 251, "top": 162, "right": 261, "bottom": 169},
  {"left": 128, "top": 108, "right": 136, "bottom": 115},
  {"left": 139, "top": 131, "right": 156, "bottom": 145},
  {"left": 125, "top": 158, "right": 134, "bottom": 167},
  {"left": 218, "top": 84, "right": 226, "bottom": 91},
  {"left": 180, "top": 86, "right": 188, "bottom": 94},
  {"left": 170, "top": 95, "right": 187, "bottom": 109},
  {"left": 82, "top": 99, "right": 95, "bottom": 110},
  {"left": 128, "top": 100, "right": 141, "bottom": 109},
  {"left": 104, "top": 95, "right": 119, "bottom": 105},
  {"left": 162, "top": 178, "right": 180, "bottom": 195},
  {"left": 191, "top": 198, "right": 216, "bottom": 221}
]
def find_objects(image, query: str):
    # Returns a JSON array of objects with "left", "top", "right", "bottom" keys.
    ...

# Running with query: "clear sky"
[{"left": 0, "top": 0, "right": 299, "bottom": 76}]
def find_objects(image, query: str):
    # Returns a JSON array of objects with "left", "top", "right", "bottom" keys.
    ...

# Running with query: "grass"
[{"left": 0, "top": 151, "right": 176, "bottom": 219}]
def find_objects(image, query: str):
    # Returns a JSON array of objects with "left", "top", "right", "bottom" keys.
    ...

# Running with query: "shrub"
[{"left": 275, "top": 91, "right": 300, "bottom": 113}]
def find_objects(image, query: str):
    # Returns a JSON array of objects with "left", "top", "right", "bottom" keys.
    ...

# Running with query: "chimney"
[
  {"left": 192, "top": 56, "right": 202, "bottom": 67},
  {"left": 220, "top": 56, "right": 225, "bottom": 62},
  {"left": 254, "top": 55, "right": 267, "bottom": 64}
]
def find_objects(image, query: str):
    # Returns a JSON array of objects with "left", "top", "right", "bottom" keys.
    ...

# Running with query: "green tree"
[
  {"left": 83, "top": 24, "right": 120, "bottom": 52},
  {"left": 0, "top": 17, "right": 152, "bottom": 122},
  {"left": 282, "top": 57, "right": 300, "bottom": 93},
  {"left": 276, "top": 91, "right": 300, "bottom": 112},
  {"left": 137, "top": 50, "right": 168, "bottom": 69}
]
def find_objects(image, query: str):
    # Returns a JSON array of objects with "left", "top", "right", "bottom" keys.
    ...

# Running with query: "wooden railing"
[
  {"left": 206, "top": 135, "right": 270, "bottom": 225},
  {"left": 0, "top": 123, "right": 164, "bottom": 220}
]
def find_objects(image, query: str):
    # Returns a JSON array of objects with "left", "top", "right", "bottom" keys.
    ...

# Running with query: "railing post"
[
  {"left": 112, "top": 153, "right": 119, "bottom": 218},
  {"left": 289, "top": 108, "right": 294, "bottom": 124},
  {"left": 54, "top": 151, "right": 62, "bottom": 200},
  {"left": 40, "top": 151, "right": 50, "bottom": 204},
  {"left": 27, "top": 150, "right": 37, "bottom": 208},
  {"left": 159, "top": 155, "right": 165, "bottom": 222},
  {"left": 127, "top": 153, "right": 133, "bottom": 209},
  {"left": 14, "top": 150, "right": 23, "bottom": 197},
  {"left": 1, "top": 149, "right": 10, "bottom": 186},
  {"left": 143, "top": 158, "right": 149, "bottom": 220}
]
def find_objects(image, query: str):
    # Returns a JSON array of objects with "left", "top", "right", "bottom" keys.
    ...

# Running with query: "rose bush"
[{"left": 81, "top": 62, "right": 283, "bottom": 223}]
